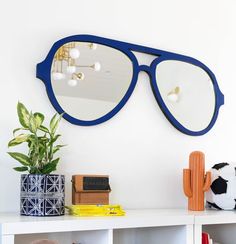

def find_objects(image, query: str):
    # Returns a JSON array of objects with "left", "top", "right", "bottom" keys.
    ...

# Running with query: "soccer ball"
[{"left": 206, "top": 162, "right": 236, "bottom": 210}]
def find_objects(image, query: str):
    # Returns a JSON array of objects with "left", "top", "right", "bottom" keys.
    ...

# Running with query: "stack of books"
[{"left": 202, "top": 232, "right": 221, "bottom": 244}]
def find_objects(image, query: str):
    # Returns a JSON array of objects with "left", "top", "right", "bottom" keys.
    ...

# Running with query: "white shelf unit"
[
  {"left": 0, "top": 209, "right": 194, "bottom": 244},
  {"left": 194, "top": 210, "right": 236, "bottom": 244},
  {"left": 3, "top": 209, "right": 236, "bottom": 244}
]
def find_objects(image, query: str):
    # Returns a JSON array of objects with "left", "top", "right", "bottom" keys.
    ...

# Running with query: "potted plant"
[{"left": 8, "top": 102, "right": 65, "bottom": 216}]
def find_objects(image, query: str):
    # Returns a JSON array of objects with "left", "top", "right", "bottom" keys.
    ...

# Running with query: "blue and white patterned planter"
[{"left": 20, "top": 174, "right": 65, "bottom": 216}]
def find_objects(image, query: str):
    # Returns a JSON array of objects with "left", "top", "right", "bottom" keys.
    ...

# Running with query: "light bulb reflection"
[
  {"left": 66, "top": 66, "right": 76, "bottom": 74},
  {"left": 167, "top": 93, "right": 179, "bottom": 103},
  {"left": 93, "top": 62, "right": 101, "bottom": 71},
  {"left": 69, "top": 48, "right": 80, "bottom": 59},
  {"left": 52, "top": 72, "right": 65, "bottom": 80},
  {"left": 167, "top": 86, "right": 180, "bottom": 103},
  {"left": 68, "top": 79, "right": 78, "bottom": 87}
]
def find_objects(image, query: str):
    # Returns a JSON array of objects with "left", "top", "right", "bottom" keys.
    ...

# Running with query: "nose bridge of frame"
[
  {"left": 137, "top": 64, "right": 154, "bottom": 85},
  {"left": 138, "top": 64, "right": 152, "bottom": 75}
]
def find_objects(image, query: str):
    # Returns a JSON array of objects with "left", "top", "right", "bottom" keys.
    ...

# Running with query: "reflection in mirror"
[
  {"left": 51, "top": 42, "right": 133, "bottom": 121},
  {"left": 155, "top": 60, "right": 216, "bottom": 132}
]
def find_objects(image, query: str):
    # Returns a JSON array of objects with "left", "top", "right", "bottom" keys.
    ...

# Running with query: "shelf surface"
[
  {"left": 0, "top": 209, "right": 194, "bottom": 235},
  {"left": 193, "top": 209, "right": 236, "bottom": 225},
  {"left": 2, "top": 209, "right": 235, "bottom": 235}
]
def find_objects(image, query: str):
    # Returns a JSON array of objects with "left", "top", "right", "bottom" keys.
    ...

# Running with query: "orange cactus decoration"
[{"left": 183, "top": 151, "right": 211, "bottom": 211}]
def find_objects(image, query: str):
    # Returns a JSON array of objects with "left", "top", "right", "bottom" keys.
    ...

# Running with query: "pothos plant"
[{"left": 8, "top": 102, "right": 65, "bottom": 174}]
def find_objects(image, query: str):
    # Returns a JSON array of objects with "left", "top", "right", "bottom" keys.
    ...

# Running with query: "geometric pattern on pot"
[
  {"left": 36, "top": 35, "right": 224, "bottom": 136},
  {"left": 20, "top": 174, "right": 65, "bottom": 216}
]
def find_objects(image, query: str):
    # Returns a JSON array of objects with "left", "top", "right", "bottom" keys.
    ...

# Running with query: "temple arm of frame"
[{"left": 36, "top": 61, "right": 47, "bottom": 84}]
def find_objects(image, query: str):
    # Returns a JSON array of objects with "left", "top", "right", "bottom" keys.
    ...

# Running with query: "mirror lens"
[
  {"left": 155, "top": 60, "right": 216, "bottom": 132},
  {"left": 51, "top": 42, "right": 133, "bottom": 121}
]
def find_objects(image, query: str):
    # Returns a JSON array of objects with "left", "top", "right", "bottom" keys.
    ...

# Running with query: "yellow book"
[{"left": 66, "top": 205, "right": 126, "bottom": 217}]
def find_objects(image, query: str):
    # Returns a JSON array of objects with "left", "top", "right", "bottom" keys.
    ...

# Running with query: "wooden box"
[{"left": 72, "top": 175, "right": 111, "bottom": 205}]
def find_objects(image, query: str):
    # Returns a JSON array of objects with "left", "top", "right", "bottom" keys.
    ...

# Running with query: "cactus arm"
[
  {"left": 183, "top": 169, "right": 192, "bottom": 197},
  {"left": 203, "top": 171, "right": 211, "bottom": 192}
]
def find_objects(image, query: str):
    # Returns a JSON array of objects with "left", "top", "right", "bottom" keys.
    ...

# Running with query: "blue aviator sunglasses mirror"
[{"left": 36, "top": 35, "right": 224, "bottom": 136}]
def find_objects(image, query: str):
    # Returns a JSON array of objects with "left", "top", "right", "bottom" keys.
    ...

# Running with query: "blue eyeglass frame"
[{"left": 36, "top": 34, "right": 224, "bottom": 136}]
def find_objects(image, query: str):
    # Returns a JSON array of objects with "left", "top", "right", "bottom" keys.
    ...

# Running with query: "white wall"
[{"left": 0, "top": 0, "right": 235, "bottom": 212}]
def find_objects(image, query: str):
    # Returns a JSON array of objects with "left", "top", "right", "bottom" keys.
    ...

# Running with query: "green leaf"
[
  {"left": 38, "top": 147, "right": 46, "bottom": 161},
  {"left": 51, "top": 157, "right": 60, "bottom": 165},
  {"left": 38, "top": 136, "right": 49, "bottom": 142},
  {"left": 17, "top": 102, "right": 30, "bottom": 128},
  {"left": 34, "top": 112, "right": 44, "bottom": 128},
  {"left": 41, "top": 158, "right": 60, "bottom": 174},
  {"left": 50, "top": 113, "right": 62, "bottom": 135},
  {"left": 13, "top": 166, "right": 28, "bottom": 172},
  {"left": 13, "top": 127, "right": 28, "bottom": 136},
  {"left": 27, "top": 134, "right": 36, "bottom": 148},
  {"left": 39, "top": 125, "right": 49, "bottom": 133},
  {"left": 8, "top": 152, "right": 31, "bottom": 166},
  {"left": 53, "top": 144, "right": 66, "bottom": 154},
  {"left": 53, "top": 134, "right": 61, "bottom": 142},
  {"left": 56, "top": 144, "right": 66, "bottom": 148},
  {"left": 53, "top": 148, "right": 59, "bottom": 154},
  {"left": 8, "top": 134, "right": 29, "bottom": 147},
  {"left": 29, "top": 167, "right": 39, "bottom": 174},
  {"left": 28, "top": 113, "right": 37, "bottom": 133},
  {"left": 49, "top": 134, "right": 61, "bottom": 146}
]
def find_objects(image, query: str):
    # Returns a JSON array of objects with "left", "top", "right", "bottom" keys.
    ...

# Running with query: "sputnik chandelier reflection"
[
  {"left": 167, "top": 86, "right": 180, "bottom": 103},
  {"left": 51, "top": 42, "right": 101, "bottom": 87}
]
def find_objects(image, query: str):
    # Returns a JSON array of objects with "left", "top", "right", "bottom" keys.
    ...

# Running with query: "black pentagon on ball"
[
  {"left": 212, "top": 162, "right": 229, "bottom": 170},
  {"left": 207, "top": 201, "right": 223, "bottom": 210},
  {"left": 211, "top": 176, "right": 228, "bottom": 194}
]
